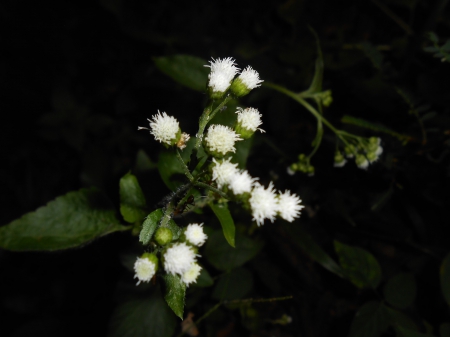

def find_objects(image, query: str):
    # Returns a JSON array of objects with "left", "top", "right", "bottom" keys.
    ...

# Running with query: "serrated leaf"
[
  {"left": 205, "top": 230, "right": 263, "bottom": 271},
  {"left": 348, "top": 301, "right": 390, "bottom": 337},
  {"left": 108, "top": 290, "right": 176, "bottom": 337},
  {"left": 162, "top": 273, "right": 186, "bottom": 319},
  {"left": 157, "top": 150, "right": 186, "bottom": 191},
  {"left": 212, "top": 267, "right": 253, "bottom": 300},
  {"left": 335, "top": 241, "right": 382, "bottom": 289},
  {"left": 120, "top": 172, "right": 147, "bottom": 223},
  {"left": 281, "top": 222, "right": 344, "bottom": 278},
  {"left": 209, "top": 202, "right": 235, "bottom": 247},
  {"left": 384, "top": 273, "right": 416, "bottom": 309},
  {"left": 153, "top": 55, "right": 209, "bottom": 92},
  {"left": 0, "top": 188, "right": 127, "bottom": 251},
  {"left": 440, "top": 252, "right": 450, "bottom": 307},
  {"left": 139, "top": 209, "right": 163, "bottom": 245}
]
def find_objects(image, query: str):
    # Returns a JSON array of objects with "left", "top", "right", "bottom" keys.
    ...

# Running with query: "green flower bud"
[
  {"left": 355, "top": 154, "right": 369, "bottom": 169},
  {"left": 154, "top": 227, "right": 173, "bottom": 246},
  {"left": 344, "top": 144, "right": 356, "bottom": 158},
  {"left": 230, "top": 78, "right": 251, "bottom": 97}
]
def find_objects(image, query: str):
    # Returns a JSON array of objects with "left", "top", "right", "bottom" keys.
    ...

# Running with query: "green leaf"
[
  {"left": 384, "top": 272, "right": 416, "bottom": 309},
  {"left": 205, "top": 230, "right": 263, "bottom": 271},
  {"left": 209, "top": 202, "right": 235, "bottom": 247},
  {"left": 139, "top": 209, "right": 163, "bottom": 245},
  {"left": 440, "top": 252, "right": 450, "bottom": 307},
  {"left": 0, "top": 188, "right": 126, "bottom": 251},
  {"left": 157, "top": 150, "right": 186, "bottom": 191},
  {"left": 212, "top": 267, "right": 253, "bottom": 300},
  {"left": 232, "top": 138, "right": 253, "bottom": 169},
  {"left": 348, "top": 301, "right": 390, "bottom": 337},
  {"left": 120, "top": 172, "right": 147, "bottom": 223},
  {"left": 108, "top": 289, "right": 176, "bottom": 337},
  {"left": 153, "top": 55, "right": 209, "bottom": 92},
  {"left": 165, "top": 218, "right": 182, "bottom": 241},
  {"left": 440, "top": 323, "right": 450, "bottom": 337},
  {"left": 341, "top": 115, "right": 411, "bottom": 142},
  {"left": 162, "top": 273, "right": 186, "bottom": 319},
  {"left": 194, "top": 267, "right": 214, "bottom": 288},
  {"left": 280, "top": 223, "right": 344, "bottom": 278},
  {"left": 334, "top": 241, "right": 382, "bottom": 289},
  {"left": 396, "top": 326, "right": 437, "bottom": 337},
  {"left": 387, "top": 307, "right": 418, "bottom": 332}
]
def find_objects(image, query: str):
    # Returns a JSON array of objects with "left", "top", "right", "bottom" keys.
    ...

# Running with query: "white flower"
[
  {"left": 212, "top": 158, "right": 239, "bottom": 188},
  {"left": 138, "top": 111, "right": 180, "bottom": 145},
  {"left": 334, "top": 159, "right": 347, "bottom": 168},
  {"left": 277, "top": 190, "right": 304, "bottom": 222},
  {"left": 205, "top": 124, "right": 242, "bottom": 156},
  {"left": 134, "top": 257, "right": 157, "bottom": 285},
  {"left": 205, "top": 57, "right": 239, "bottom": 93},
  {"left": 228, "top": 170, "right": 258, "bottom": 195},
  {"left": 249, "top": 182, "right": 278, "bottom": 226},
  {"left": 356, "top": 158, "right": 369, "bottom": 170},
  {"left": 238, "top": 66, "right": 263, "bottom": 90},
  {"left": 181, "top": 263, "right": 202, "bottom": 286},
  {"left": 163, "top": 242, "right": 197, "bottom": 276},
  {"left": 236, "top": 107, "right": 265, "bottom": 133},
  {"left": 185, "top": 223, "right": 208, "bottom": 247}
]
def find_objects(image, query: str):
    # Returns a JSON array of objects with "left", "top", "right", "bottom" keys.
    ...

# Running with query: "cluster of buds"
[
  {"left": 287, "top": 154, "right": 315, "bottom": 176},
  {"left": 335, "top": 137, "right": 383, "bottom": 170},
  {"left": 134, "top": 223, "right": 208, "bottom": 286}
]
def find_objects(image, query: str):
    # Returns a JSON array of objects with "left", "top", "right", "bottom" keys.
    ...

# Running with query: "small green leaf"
[
  {"left": 162, "top": 273, "right": 186, "bottom": 319},
  {"left": 120, "top": 172, "right": 147, "bottom": 223},
  {"left": 205, "top": 230, "right": 263, "bottom": 271},
  {"left": 440, "top": 252, "right": 450, "bottom": 307},
  {"left": 108, "top": 289, "right": 176, "bottom": 337},
  {"left": 153, "top": 55, "right": 209, "bottom": 92},
  {"left": 165, "top": 218, "right": 182, "bottom": 241},
  {"left": 139, "top": 209, "right": 163, "bottom": 245},
  {"left": 209, "top": 202, "right": 235, "bottom": 247},
  {"left": 334, "top": 241, "right": 382, "bottom": 289},
  {"left": 396, "top": 326, "right": 437, "bottom": 337},
  {"left": 348, "top": 301, "right": 390, "bottom": 337},
  {"left": 157, "top": 151, "right": 186, "bottom": 191},
  {"left": 0, "top": 188, "right": 127, "bottom": 251},
  {"left": 384, "top": 272, "right": 416, "bottom": 309},
  {"left": 281, "top": 223, "right": 344, "bottom": 278},
  {"left": 232, "top": 138, "right": 254, "bottom": 169},
  {"left": 212, "top": 267, "right": 253, "bottom": 300}
]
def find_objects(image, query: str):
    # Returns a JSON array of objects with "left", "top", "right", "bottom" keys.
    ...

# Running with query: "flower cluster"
[
  {"left": 212, "top": 160, "right": 304, "bottom": 226},
  {"left": 339, "top": 137, "right": 383, "bottom": 170}
]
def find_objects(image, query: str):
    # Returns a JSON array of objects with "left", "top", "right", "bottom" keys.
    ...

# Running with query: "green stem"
[
  {"left": 195, "top": 181, "right": 229, "bottom": 199},
  {"left": 176, "top": 149, "right": 194, "bottom": 181},
  {"left": 194, "top": 96, "right": 233, "bottom": 150}
]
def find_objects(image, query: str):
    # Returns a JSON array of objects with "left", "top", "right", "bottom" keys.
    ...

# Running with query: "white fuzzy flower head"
[
  {"left": 355, "top": 154, "right": 369, "bottom": 170},
  {"left": 185, "top": 223, "right": 208, "bottom": 247},
  {"left": 205, "top": 57, "right": 239, "bottom": 93},
  {"left": 134, "top": 256, "right": 157, "bottom": 285},
  {"left": 277, "top": 190, "right": 304, "bottom": 222},
  {"left": 228, "top": 170, "right": 258, "bottom": 195},
  {"left": 235, "top": 107, "right": 265, "bottom": 138},
  {"left": 249, "top": 182, "right": 279, "bottom": 226},
  {"left": 138, "top": 111, "right": 180, "bottom": 145},
  {"left": 204, "top": 124, "right": 242, "bottom": 156},
  {"left": 212, "top": 158, "right": 239, "bottom": 188},
  {"left": 181, "top": 263, "right": 202, "bottom": 287},
  {"left": 163, "top": 242, "right": 197, "bottom": 276},
  {"left": 238, "top": 66, "right": 263, "bottom": 90}
]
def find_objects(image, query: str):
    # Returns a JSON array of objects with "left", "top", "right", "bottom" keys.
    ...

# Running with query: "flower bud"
[
  {"left": 355, "top": 154, "right": 369, "bottom": 169},
  {"left": 234, "top": 107, "right": 264, "bottom": 139},
  {"left": 205, "top": 57, "right": 239, "bottom": 99},
  {"left": 134, "top": 253, "right": 159, "bottom": 285},
  {"left": 334, "top": 151, "right": 347, "bottom": 168},
  {"left": 344, "top": 144, "right": 356, "bottom": 158},
  {"left": 230, "top": 66, "right": 263, "bottom": 97},
  {"left": 204, "top": 124, "right": 242, "bottom": 157},
  {"left": 154, "top": 227, "right": 173, "bottom": 246}
]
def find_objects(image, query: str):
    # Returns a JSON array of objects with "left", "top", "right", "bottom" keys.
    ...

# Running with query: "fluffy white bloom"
[
  {"left": 238, "top": 66, "right": 263, "bottom": 90},
  {"left": 205, "top": 124, "right": 242, "bottom": 155},
  {"left": 228, "top": 170, "right": 258, "bottom": 195},
  {"left": 163, "top": 242, "right": 197, "bottom": 276},
  {"left": 139, "top": 111, "right": 179, "bottom": 145},
  {"left": 205, "top": 57, "right": 239, "bottom": 93},
  {"left": 181, "top": 263, "right": 202, "bottom": 286},
  {"left": 249, "top": 182, "right": 278, "bottom": 226},
  {"left": 212, "top": 158, "right": 239, "bottom": 188},
  {"left": 277, "top": 190, "right": 304, "bottom": 222},
  {"left": 185, "top": 223, "right": 208, "bottom": 247},
  {"left": 236, "top": 107, "right": 265, "bottom": 133},
  {"left": 134, "top": 257, "right": 157, "bottom": 285}
]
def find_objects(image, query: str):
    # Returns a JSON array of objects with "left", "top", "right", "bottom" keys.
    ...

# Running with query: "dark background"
[{"left": 2, "top": 0, "right": 450, "bottom": 336}]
